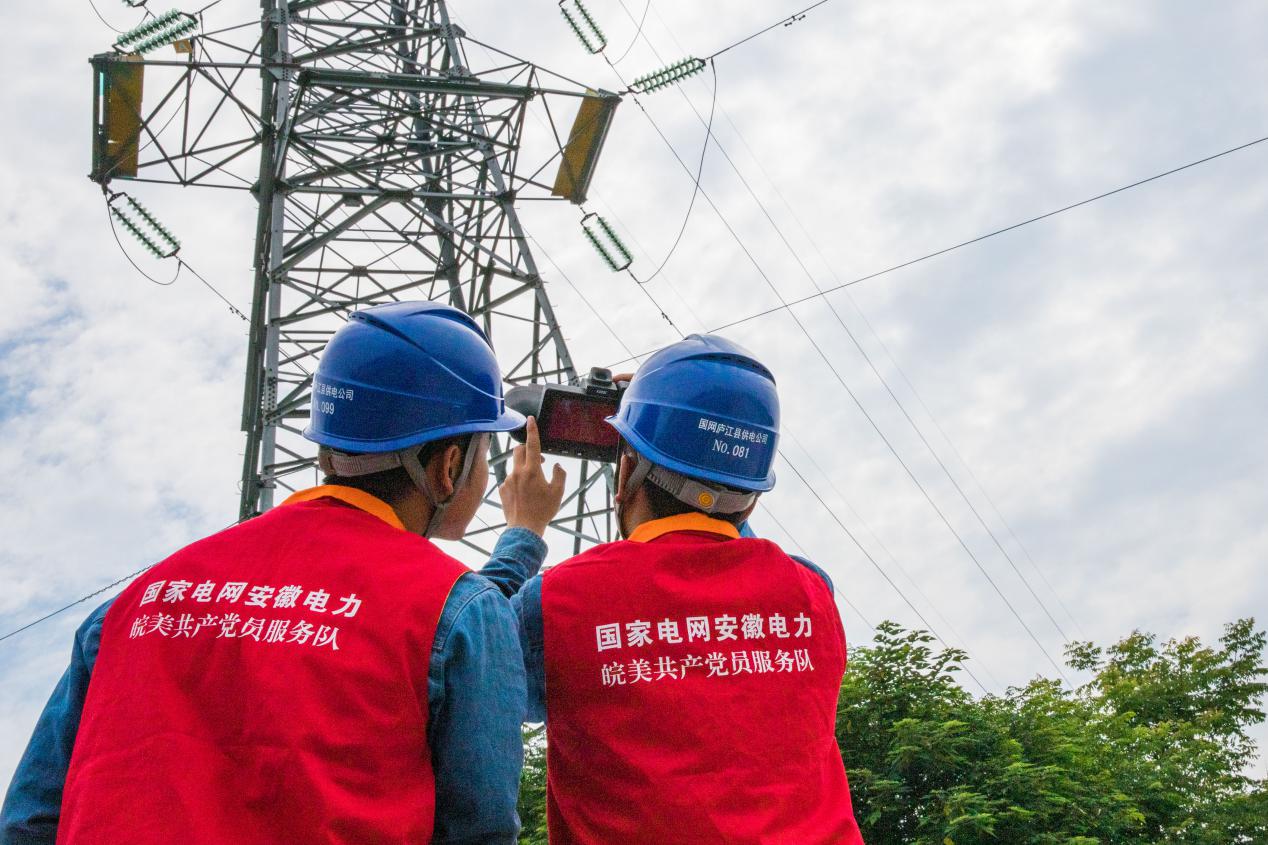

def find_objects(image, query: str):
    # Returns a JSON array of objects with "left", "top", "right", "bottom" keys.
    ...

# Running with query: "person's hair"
[
  {"left": 622, "top": 444, "right": 753, "bottom": 527},
  {"left": 322, "top": 434, "right": 470, "bottom": 504}
]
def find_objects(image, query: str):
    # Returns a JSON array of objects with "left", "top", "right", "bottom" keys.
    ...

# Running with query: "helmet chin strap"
[
  {"left": 402, "top": 435, "right": 482, "bottom": 538},
  {"left": 618, "top": 453, "right": 757, "bottom": 539},
  {"left": 319, "top": 434, "right": 485, "bottom": 539}
]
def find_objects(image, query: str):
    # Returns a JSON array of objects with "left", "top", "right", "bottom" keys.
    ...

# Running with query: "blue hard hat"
[
  {"left": 608, "top": 334, "right": 779, "bottom": 492},
  {"left": 303, "top": 301, "right": 525, "bottom": 453}
]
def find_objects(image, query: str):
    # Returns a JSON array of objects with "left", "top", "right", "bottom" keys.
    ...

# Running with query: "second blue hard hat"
[
  {"left": 303, "top": 301, "right": 524, "bottom": 453},
  {"left": 607, "top": 334, "right": 779, "bottom": 492}
]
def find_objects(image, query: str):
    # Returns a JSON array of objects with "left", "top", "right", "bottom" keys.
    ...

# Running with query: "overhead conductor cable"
[{"left": 600, "top": 3, "right": 1074, "bottom": 682}]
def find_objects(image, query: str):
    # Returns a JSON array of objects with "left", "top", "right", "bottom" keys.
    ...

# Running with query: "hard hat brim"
[
  {"left": 607, "top": 415, "right": 776, "bottom": 493},
  {"left": 305, "top": 406, "right": 526, "bottom": 454}
]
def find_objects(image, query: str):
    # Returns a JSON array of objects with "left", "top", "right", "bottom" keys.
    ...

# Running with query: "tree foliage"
[
  {"left": 518, "top": 726, "right": 549, "bottom": 845},
  {"left": 518, "top": 619, "right": 1268, "bottom": 844},
  {"left": 839, "top": 619, "right": 1268, "bottom": 845}
]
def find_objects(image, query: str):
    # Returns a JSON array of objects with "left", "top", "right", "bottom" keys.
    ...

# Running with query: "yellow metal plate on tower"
[
  {"left": 95, "top": 54, "right": 145, "bottom": 181},
  {"left": 552, "top": 90, "right": 620, "bottom": 205}
]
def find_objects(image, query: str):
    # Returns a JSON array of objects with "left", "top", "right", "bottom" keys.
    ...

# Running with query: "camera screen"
[{"left": 542, "top": 394, "right": 620, "bottom": 451}]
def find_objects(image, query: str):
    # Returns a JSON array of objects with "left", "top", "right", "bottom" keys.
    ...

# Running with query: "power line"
[
  {"left": 471, "top": 28, "right": 986, "bottom": 680},
  {"left": 106, "top": 187, "right": 251, "bottom": 323},
  {"left": 573, "top": 7, "right": 1006, "bottom": 674},
  {"left": 703, "top": 0, "right": 833, "bottom": 61},
  {"left": 571, "top": 56, "right": 718, "bottom": 328},
  {"left": 597, "top": 32, "right": 1074, "bottom": 684},
  {"left": 176, "top": 258, "right": 250, "bottom": 322},
  {"left": 576, "top": 195, "right": 1003, "bottom": 685},
  {"left": 526, "top": 232, "right": 641, "bottom": 364},
  {"left": 778, "top": 453, "right": 990, "bottom": 694},
  {"left": 0, "top": 516, "right": 245, "bottom": 645},
  {"left": 697, "top": 96, "right": 1090, "bottom": 639},
  {"left": 0, "top": 565, "right": 155, "bottom": 644},
  {"left": 589, "top": 194, "right": 710, "bottom": 332},
  {"left": 639, "top": 35, "right": 1075, "bottom": 647},
  {"left": 608, "top": 0, "right": 650, "bottom": 64},
  {"left": 581, "top": 193, "right": 996, "bottom": 680},
  {"left": 521, "top": 47, "right": 1002, "bottom": 690},
  {"left": 625, "top": 59, "right": 716, "bottom": 286},
  {"left": 603, "top": 132, "right": 1268, "bottom": 356},
  {"left": 602, "top": 0, "right": 831, "bottom": 95},
  {"left": 780, "top": 428, "right": 1003, "bottom": 689},
  {"left": 754, "top": 501, "right": 874, "bottom": 631},
  {"left": 608, "top": 5, "right": 1261, "bottom": 644},
  {"left": 87, "top": 0, "right": 131, "bottom": 33},
  {"left": 600, "top": 21, "right": 1260, "bottom": 649},
  {"left": 604, "top": 3, "right": 1011, "bottom": 683},
  {"left": 543, "top": 191, "right": 993, "bottom": 688}
]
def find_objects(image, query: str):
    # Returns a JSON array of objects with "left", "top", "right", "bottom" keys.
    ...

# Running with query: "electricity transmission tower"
[{"left": 90, "top": 0, "right": 622, "bottom": 552}]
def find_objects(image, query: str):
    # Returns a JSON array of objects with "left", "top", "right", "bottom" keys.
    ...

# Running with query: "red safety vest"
[
  {"left": 542, "top": 514, "right": 865, "bottom": 845},
  {"left": 57, "top": 486, "right": 468, "bottom": 845}
]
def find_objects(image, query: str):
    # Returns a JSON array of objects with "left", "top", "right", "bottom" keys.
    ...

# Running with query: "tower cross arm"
[{"left": 298, "top": 68, "right": 538, "bottom": 100}]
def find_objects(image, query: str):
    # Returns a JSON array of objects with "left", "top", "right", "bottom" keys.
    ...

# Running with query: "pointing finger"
[{"left": 525, "top": 416, "right": 543, "bottom": 465}]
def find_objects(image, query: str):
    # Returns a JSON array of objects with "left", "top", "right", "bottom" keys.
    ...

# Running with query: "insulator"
[
  {"left": 630, "top": 57, "right": 706, "bottom": 94},
  {"left": 125, "top": 196, "right": 181, "bottom": 253},
  {"left": 133, "top": 17, "right": 198, "bottom": 55},
  {"left": 595, "top": 217, "right": 633, "bottom": 266},
  {"left": 582, "top": 226, "right": 619, "bottom": 272},
  {"left": 115, "top": 9, "right": 177, "bottom": 46},
  {"left": 559, "top": 1, "right": 606, "bottom": 55},
  {"left": 111, "top": 207, "right": 166, "bottom": 258},
  {"left": 572, "top": 1, "right": 605, "bottom": 43},
  {"left": 114, "top": 9, "right": 186, "bottom": 50},
  {"left": 112, "top": 196, "right": 180, "bottom": 257},
  {"left": 581, "top": 215, "right": 632, "bottom": 272}
]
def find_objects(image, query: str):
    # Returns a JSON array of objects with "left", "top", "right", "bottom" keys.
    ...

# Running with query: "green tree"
[
  {"left": 840, "top": 619, "right": 1268, "bottom": 845},
  {"left": 518, "top": 726, "right": 549, "bottom": 845}
]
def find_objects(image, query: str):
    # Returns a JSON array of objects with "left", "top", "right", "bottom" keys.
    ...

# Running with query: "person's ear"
[
  {"left": 431, "top": 443, "right": 464, "bottom": 499},
  {"left": 614, "top": 452, "right": 635, "bottom": 503}
]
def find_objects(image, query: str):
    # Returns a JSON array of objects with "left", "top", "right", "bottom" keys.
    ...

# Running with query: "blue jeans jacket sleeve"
[
  {"left": 1, "top": 528, "right": 549, "bottom": 845},
  {"left": 510, "top": 575, "right": 547, "bottom": 724},
  {"left": 789, "top": 554, "right": 835, "bottom": 595},
  {"left": 1, "top": 598, "right": 112, "bottom": 845},
  {"left": 476, "top": 528, "right": 547, "bottom": 599},
  {"left": 427, "top": 574, "right": 527, "bottom": 844},
  {"left": 427, "top": 528, "right": 547, "bottom": 844}
]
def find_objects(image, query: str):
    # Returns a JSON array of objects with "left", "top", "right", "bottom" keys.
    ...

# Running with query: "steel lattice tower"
[{"left": 91, "top": 0, "right": 621, "bottom": 552}]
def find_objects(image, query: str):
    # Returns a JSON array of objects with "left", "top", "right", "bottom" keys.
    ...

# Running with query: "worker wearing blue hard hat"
[
  {"left": 513, "top": 333, "right": 866, "bottom": 844},
  {"left": 3, "top": 301, "right": 567, "bottom": 844}
]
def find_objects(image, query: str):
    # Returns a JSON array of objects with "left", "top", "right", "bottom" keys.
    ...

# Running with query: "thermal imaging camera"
[{"left": 506, "top": 368, "right": 627, "bottom": 463}]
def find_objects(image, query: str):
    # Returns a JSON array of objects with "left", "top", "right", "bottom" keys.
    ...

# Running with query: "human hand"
[{"left": 500, "top": 417, "right": 567, "bottom": 537}]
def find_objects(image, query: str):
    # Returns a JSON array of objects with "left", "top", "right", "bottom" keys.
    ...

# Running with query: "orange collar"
[
  {"left": 627, "top": 513, "right": 740, "bottom": 544},
  {"left": 281, "top": 485, "right": 406, "bottom": 531}
]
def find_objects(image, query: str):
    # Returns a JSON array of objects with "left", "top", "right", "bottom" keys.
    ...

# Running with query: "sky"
[{"left": 1, "top": 0, "right": 1266, "bottom": 783}]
